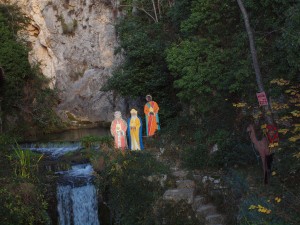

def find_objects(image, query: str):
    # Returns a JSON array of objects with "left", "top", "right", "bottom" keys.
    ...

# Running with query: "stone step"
[
  {"left": 205, "top": 214, "right": 224, "bottom": 225},
  {"left": 196, "top": 204, "right": 216, "bottom": 218},
  {"left": 163, "top": 188, "right": 195, "bottom": 204},
  {"left": 192, "top": 195, "right": 206, "bottom": 210},
  {"left": 193, "top": 174, "right": 202, "bottom": 182},
  {"left": 172, "top": 170, "right": 188, "bottom": 179},
  {"left": 176, "top": 179, "right": 195, "bottom": 189}
]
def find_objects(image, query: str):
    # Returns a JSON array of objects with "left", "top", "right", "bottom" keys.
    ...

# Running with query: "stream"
[{"left": 23, "top": 127, "right": 110, "bottom": 225}]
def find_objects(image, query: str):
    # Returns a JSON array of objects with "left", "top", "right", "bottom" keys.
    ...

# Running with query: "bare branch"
[
  {"left": 140, "top": 7, "right": 157, "bottom": 22},
  {"left": 151, "top": 0, "right": 159, "bottom": 22}
]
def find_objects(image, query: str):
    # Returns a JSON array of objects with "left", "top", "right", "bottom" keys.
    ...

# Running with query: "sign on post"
[{"left": 256, "top": 91, "right": 268, "bottom": 106}]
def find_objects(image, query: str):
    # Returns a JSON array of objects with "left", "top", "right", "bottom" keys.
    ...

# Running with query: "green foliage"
[
  {"left": 213, "top": 167, "right": 300, "bottom": 225},
  {"left": 0, "top": 185, "right": 49, "bottom": 225},
  {"left": 0, "top": 4, "right": 32, "bottom": 108},
  {"left": 104, "top": 14, "right": 180, "bottom": 121},
  {"left": 238, "top": 193, "right": 300, "bottom": 225},
  {"left": 101, "top": 1, "right": 299, "bottom": 224},
  {"left": 31, "top": 87, "right": 62, "bottom": 132},
  {"left": 11, "top": 144, "right": 44, "bottom": 179},
  {"left": 243, "top": 0, "right": 300, "bottom": 82},
  {"left": 80, "top": 135, "right": 113, "bottom": 149},
  {"left": 166, "top": 0, "right": 257, "bottom": 116},
  {"left": 0, "top": 136, "right": 49, "bottom": 225},
  {"left": 154, "top": 200, "right": 200, "bottom": 225},
  {"left": 0, "top": 4, "right": 62, "bottom": 134},
  {"left": 0, "top": 133, "right": 21, "bottom": 147},
  {"left": 97, "top": 150, "right": 168, "bottom": 225}
]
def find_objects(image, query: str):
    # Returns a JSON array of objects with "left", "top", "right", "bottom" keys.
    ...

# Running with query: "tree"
[{"left": 236, "top": 0, "right": 273, "bottom": 125}]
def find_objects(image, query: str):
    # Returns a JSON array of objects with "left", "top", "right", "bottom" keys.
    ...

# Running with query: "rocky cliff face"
[{"left": 1, "top": 0, "right": 126, "bottom": 123}]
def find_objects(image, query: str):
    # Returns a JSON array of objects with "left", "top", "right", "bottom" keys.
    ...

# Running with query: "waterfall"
[
  {"left": 22, "top": 130, "right": 108, "bottom": 224},
  {"left": 57, "top": 185, "right": 72, "bottom": 225},
  {"left": 21, "top": 141, "right": 101, "bottom": 157},
  {"left": 21, "top": 142, "right": 83, "bottom": 157},
  {"left": 57, "top": 164, "right": 100, "bottom": 225}
]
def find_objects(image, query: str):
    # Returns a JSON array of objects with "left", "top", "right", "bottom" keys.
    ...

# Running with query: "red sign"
[{"left": 256, "top": 92, "right": 268, "bottom": 106}]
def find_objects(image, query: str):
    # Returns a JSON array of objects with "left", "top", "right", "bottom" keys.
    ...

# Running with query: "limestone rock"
[{"left": 1, "top": 0, "right": 126, "bottom": 123}]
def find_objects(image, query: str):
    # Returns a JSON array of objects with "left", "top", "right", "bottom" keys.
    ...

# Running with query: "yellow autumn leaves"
[
  {"left": 270, "top": 79, "right": 300, "bottom": 148},
  {"left": 232, "top": 102, "right": 247, "bottom": 108},
  {"left": 291, "top": 110, "right": 300, "bottom": 117},
  {"left": 248, "top": 197, "right": 282, "bottom": 214},
  {"left": 274, "top": 197, "right": 281, "bottom": 203},
  {"left": 249, "top": 204, "right": 271, "bottom": 214},
  {"left": 270, "top": 79, "right": 290, "bottom": 86}
]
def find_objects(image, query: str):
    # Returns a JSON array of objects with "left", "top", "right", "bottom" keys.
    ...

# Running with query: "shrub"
[
  {"left": 0, "top": 185, "right": 49, "bottom": 225},
  {"left": 97, "top": 150, "right": 169, "bottom": 225}
]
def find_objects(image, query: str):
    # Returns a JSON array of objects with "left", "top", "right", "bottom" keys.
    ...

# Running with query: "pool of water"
[{"left": 28, "top": 127, "right": 110, "bottom": 142}]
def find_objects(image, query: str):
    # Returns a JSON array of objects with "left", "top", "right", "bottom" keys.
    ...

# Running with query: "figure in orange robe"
[
  {"left": 110, "top": 111, "right": 127, "bottom": 151},
  {"left": 144, "top": 95, "right": 160, "bottom": 136}
]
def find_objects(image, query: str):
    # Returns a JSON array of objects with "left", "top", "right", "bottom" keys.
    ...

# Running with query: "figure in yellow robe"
[
  {"left": 127, "top": 109, "right": 144, "bottom": 150},
  {"left": 144, "top": 95, "right": 160, "bottom": 136}
]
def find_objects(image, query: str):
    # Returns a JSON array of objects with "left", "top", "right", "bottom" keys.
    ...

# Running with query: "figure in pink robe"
[{"left": 110, "top": 111, "right": 128, "bottom": 151}]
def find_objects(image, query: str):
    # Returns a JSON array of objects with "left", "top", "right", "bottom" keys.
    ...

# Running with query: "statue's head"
[
  {"left": 114, "top": 111, "right": 122, "bottom": 119},
  {"left": 146, "top": 94, "right": 152, "bottom": 102},
  {"left": 130, "top": 108, "right": 138, "bottom": 118}
]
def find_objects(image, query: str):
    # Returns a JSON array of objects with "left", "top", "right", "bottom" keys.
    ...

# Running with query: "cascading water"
[
  {"left": 57, "top": 164, "right": 100, "bottom": 225},
  {"left": 21, "top": 142, "right": 83, "bottom": 157},
  {"left": 22, "top": 139, "right": 103, "bottom": 225}
]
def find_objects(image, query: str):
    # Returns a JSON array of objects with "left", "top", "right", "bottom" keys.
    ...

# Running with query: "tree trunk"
[
  {"left": 0, "top": 99, "right": 2, "bottom": 134},
  {"left": 157, "top": 0, "right": 162, "bottom": 19},
  {"left": 132, "top": 0, "right": 138, "bottom": 14},
  {"left": 237, "top": 0, "right": 273, "bottom": 124}
]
